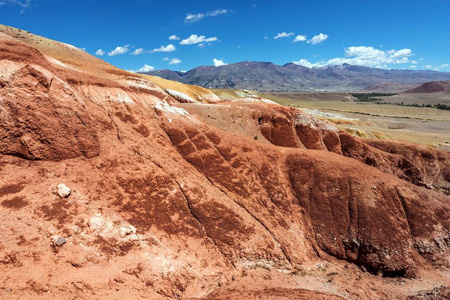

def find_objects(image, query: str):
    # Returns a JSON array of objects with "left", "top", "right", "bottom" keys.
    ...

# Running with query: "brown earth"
[
  {"left": 0, "top": 25, "right": 449, "bottom": 299},
  {"left": 405, "top": 80, "right": 450, "bottom": 94}
]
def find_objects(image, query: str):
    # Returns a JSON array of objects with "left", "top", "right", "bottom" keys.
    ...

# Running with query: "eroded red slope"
[{"left": 0, "top": 27, "right": 449, "bottom": 299}]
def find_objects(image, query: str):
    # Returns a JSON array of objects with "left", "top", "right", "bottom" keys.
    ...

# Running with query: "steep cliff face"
[{"left": 0, "top": 26, "right": 449, "bottom": 299}]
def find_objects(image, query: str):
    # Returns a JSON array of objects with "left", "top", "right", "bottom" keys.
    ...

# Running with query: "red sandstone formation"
[{"left": 0, "top": 25, "right": 449, "bottom": 299}]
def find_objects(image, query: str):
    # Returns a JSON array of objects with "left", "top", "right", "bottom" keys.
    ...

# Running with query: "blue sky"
[{"left": 1, "top": 0, "right": 449, "bottom": 72}]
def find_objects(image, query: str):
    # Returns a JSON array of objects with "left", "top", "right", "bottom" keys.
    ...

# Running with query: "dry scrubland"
[{"left": 261, "top": 92, "right": 450, "bottom": 151}]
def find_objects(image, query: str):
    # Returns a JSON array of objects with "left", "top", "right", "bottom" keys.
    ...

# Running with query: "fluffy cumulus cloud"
[
  {"left": 185, "top": 9, "right": 228, "bottom": 24},
  {"left": 151, "top": 44, "right": 176, "bottom": 53},
  {"left": 274, "top": 32, "right": 294, "bottom": 39},
  {"left": 131, "top": 48, "right": 144, "bottom": 55},
  {"left": 108, "top": 45, "right": 129, "bottom": 56},
  {"left": 308, "top": 33, "right": 329, "bottom": 45},
  {"left": 292, "top": 46, "right": 414, "bottom": 68},
  {"left": 292, "top": 59, "right": 315, "bottom": 68},
  {"left": 293, "top": 35, "right": 307, "bottom": 42},
  {"left": 213, "top": 58, "right": 227, "bottom": 67},
  {"left": 180, "top": 34, "right": 218, "bottom": 45},
  {"left": 130, "top": 64, "right": 154, "bottom": 73},
  {"left": 424, "top": 65, "right": 432, "bottom": 69},
  {"left": 168, "top": 58, "right": 182, "bottom": 65},
  {"left": 95, "top": 49, "right": 105, "bottom": 56},
  {"left": 169, "top": 35, "right": 180, "bottom": 40}
]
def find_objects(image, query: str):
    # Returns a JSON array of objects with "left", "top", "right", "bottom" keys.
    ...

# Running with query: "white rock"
[
  {"left": 129, "top": 234, "right": 139, "bottom": 241},
  {"left": 166, "top": 88, "right": 196, "bottom": 103},
  {"left": 155, "top": 101, "right": 190, "bottom": 116},
  {"left": 119, "top": 226, "right": 132, "bottom": 238},
  {"left": 57, "top": 183, "right": 71, "bottom": 198},
  {"left": 88, "top": 214, "right": 104, "bottom": 230},
  {"left": 119, "top": 225, "right": 137, "bottom": 238}
]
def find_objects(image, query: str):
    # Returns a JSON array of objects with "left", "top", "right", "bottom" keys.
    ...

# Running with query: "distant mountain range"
[{"left": 142, "top": 61, "right": 450, "bottom": 92}]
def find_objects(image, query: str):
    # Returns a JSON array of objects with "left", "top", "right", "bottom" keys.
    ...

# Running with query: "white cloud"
[
  {"left": 434, "top": 63, "right": 450, "bottom": 71},
  {"left": 210, "top": 9, "right": 228, "bottom": 16},
  {"left": 410, "top": 65, "right": 417, "bottom": 68},
  {"left": 424, "top": 65, "right": 432, "bottom": 69},
  {"left": 95, "top": 49, "right": 105, "bottom": 56},
  {"left": 185, "top": 13, "right": 205, "bottom": 23},
  {"left": 185, "top": 9, "right": 228, "bottom": 24},
  {"left": 198, "top": 43, "right": 205, "bottom": 48},
  {"left": 163, "top": 57, "right": 170, "bottom": 61},
  {"left": 0, "top": 0, "right": 30, "bottom": 12},
  {"left": 180, "top": 34, "right": 218, "bottom": 45},
  {"left": 292, "top": 46, "right": 414, "bottom": 68},
  {"left": 169, "top": 35, "right": 180, "bottom": 40},
  {"left": 213, "top": 58, "right": 227, "bottom": 67},
  {"left": 308, "top": 33, "right": 329, "bottom": 45},
  {"left": 108, "top": 44, "right": 129, "bottom": 56},
  {"left": 264, "top": 36, "right": 269, "bottom": 40},
  {"left": 293, "top": 35, "right": 307, "bottom": 42},
  {"left": 0, "top": 0, "right": 30, "bottom": 6},
  {"left": 387, "top": 48, "right": 411, "bottom": 58},
  {"left": 151, "top": 44, "right": 176, "bottom": 53},
  {"left": 274, "top": 32, "right": 294, "bottom": 39},
  {"left": 168, "top": 58, "right": 182, "bottom": 65},
  {"left": 292, "top": 59, "right": 315, "bottom": 68},
  {"left": 130, "top": 64, "right": 154, "bottom": 73},
  {"left": 131, "top": 48, "right": 144, "bottom": 55},
  {"left": 411, "top": 60, "right": 418, "bottom": 64}
]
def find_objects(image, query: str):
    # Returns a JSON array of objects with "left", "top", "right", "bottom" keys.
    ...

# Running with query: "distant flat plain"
[{"left": 260, "top": 92, "right": 450, "bottom": 151}]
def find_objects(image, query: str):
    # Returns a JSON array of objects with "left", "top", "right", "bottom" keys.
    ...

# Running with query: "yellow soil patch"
[{"left": 140, "top": 74, "right": 219, "bottom": 103}]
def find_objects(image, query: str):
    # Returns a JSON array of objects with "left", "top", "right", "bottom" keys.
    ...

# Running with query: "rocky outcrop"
[
  {"left": 246, "top": 104, "right": 450, "bottom": 194},
  {"left": 162, "top": 116, "right": 449, "bottom": 276}
]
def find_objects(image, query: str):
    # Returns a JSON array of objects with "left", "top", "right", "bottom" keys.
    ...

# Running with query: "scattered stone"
[
  {"left": 119, "top": 227, "right": 132, "bottom": 238},
  {"left": 88, "top": 214, "right": 104, "bottom": 230},
  {"left": 57, "top": 183, "right": 71, "bottom": 198},
  {"left": 119, "top": 225, "right": 136, "bottom": 238},
  {"left": 55, "top": 237, "right": 66, "bottom": 246}
]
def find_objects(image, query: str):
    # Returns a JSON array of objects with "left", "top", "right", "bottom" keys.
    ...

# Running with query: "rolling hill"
[{"left": 405, "top": 80, "right": 450, "bottom": 93}]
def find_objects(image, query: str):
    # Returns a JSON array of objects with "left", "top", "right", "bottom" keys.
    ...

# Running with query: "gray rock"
[{"left": 55, "top": 237, "right": 66, "bottom": 246}]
